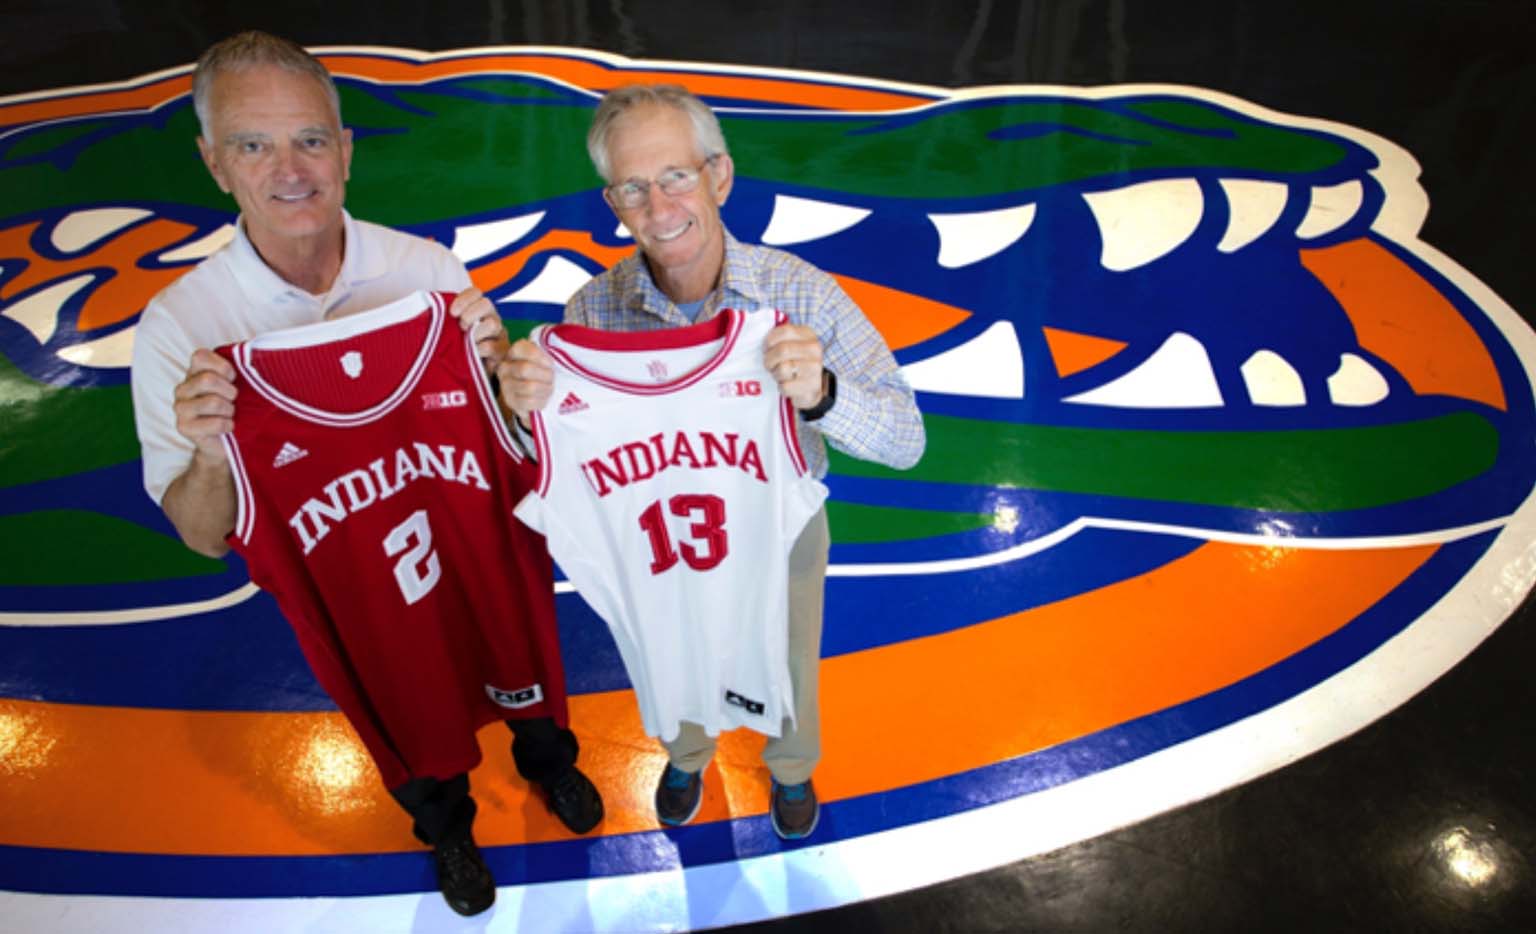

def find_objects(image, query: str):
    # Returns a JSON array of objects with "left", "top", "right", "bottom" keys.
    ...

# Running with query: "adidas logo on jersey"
[
  {"left": 486, "top": 683, "right": 544, "bottom": 709},
  {"left": 421, "top": 389, "right": 468, "bottom": 410},
  {"left": 558, "top": 392, "right": 589, "bottom": 414},
  {"left": 273, "top": 442, "right": 309, "bottom": 468}
]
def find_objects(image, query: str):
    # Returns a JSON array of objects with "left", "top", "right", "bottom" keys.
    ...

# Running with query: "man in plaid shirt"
[{"left": 499, "top": 83, "right": 924, "bottom": 839}]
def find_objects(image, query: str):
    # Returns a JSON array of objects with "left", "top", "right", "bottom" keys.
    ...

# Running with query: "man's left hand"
[
  {"left": 448, "top": 288, "right": 509, "bottom": 364},
  {"left": 763, "top": 323, "right": 826, "bottom": 410}
]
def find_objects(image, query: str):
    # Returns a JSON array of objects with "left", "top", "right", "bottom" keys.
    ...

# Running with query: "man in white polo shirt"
[{"left": 128, "top": 29, "right": 601, "bottom": 917}]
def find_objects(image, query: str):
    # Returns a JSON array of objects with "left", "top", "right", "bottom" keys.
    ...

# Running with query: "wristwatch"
[{"left": 802, "top": 368, "right": 837, "bottom": 421}]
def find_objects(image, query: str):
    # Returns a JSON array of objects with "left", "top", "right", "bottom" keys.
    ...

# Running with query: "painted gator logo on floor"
[
  {"left": 1, "top": 48, "right": 1534, "bottom": 912},
  {"left": 2, "top": 53, "right": 1528, "bottom": 606}
]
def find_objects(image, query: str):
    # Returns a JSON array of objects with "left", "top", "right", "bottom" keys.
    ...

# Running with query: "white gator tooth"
[
  {"left": 56, "top": 323, "right": 136, "bottom": 369},
  {"left": 1065, "top": 332, "right": 1223, "bottom": 408},
  {"left": 1241, "top": 349, "right": 1307, "bottom": 406},
  {"left": 51, "top": 208, "right": 152, "bottom": 253},
  {"left": 927, "top": 204, "right": 1036, "bottom": 269},
  {"left": 1295, "top": 180, "right": 1363, "bottom": 240},
  {"left": 157, "top": 224, "right": 235, "bottom": 263},
  {"left": 1217, "top": 179, "right": 1289, "bottom": 253},
  {"left": 900, "top": 320, "right": 1024, "bottom": 399},
  {"left": 449, "top": 211, "right": 545, "bottom": 263},
  {"left": 1327, "top": 352, "right": 1389, "bottom": 406},
  {"left": 614, "top": 221, "right": 631, "bottom": 239},
  {"left": 3, "top": 273, "right": 93, "bottom": 344},
  {"left": 1082, "top": 178, "right": 1203, "bottom": 272},
  {"left": 500, "top": 255, "right": 592, "bottom": 305},
  {"left": 759, "top": 194, "right": 870, "bottom": 246}
]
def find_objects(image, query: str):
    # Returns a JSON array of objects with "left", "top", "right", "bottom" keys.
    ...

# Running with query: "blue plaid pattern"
[{"left": 565, "top": 230, "right": 926, "bottom": 477}]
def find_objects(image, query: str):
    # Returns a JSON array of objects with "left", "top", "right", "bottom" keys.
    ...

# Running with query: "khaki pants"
[{"left": 661, "top": 506, "right": 829, "bottom": 785}]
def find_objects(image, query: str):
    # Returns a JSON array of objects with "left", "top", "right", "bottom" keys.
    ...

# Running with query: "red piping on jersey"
[{"left": 538, "top": 308, "right": 745, "bottom": 396}]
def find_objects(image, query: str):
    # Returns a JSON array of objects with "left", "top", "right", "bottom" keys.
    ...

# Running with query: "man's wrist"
[{"left": 802, "top": 368, "right": 837, "bottom": 421}]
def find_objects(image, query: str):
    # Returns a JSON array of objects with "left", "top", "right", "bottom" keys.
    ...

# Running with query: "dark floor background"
[{"left": 5, "top": 2, "right": 1534, "bottom": 930}]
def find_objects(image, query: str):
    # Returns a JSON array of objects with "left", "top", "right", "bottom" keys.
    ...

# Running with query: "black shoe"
[
  {"left": 770, "top": 778, "right": 820, "bottom": 840},
  {"left": 433, "top": 834, "right": 495, "bottom": 916},
  {"left": 539, "top": 766, "right": 604, "bottom": 834},
  {"left": 654, "top": 763, "right": 703, "bottom": 826}
]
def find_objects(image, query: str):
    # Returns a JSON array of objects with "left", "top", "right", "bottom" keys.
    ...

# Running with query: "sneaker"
[
  {"left": 770, "top": 778, "right": 820, "bottom": 840},
  {"left": 433, "top": 834, "right": 495, "bottom": 916},
  {"left": 539, "top": 766, "right": 604, "bottom": 834},
  {"left": 654, "top": 763, "right": 704, "bottom": 826}
]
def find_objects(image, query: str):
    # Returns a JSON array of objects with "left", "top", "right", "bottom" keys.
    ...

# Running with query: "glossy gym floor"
[{"left": 2, "top": 2, "right": 1534, "bottom": 931}]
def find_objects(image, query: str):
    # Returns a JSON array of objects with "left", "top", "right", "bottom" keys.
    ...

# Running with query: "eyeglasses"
[{"left": 604, "top": 154, "right": 720, "bottom": 210}]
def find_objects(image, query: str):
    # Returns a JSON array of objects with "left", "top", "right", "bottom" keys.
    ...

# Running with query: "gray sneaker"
[
  {"left": 654, "top": 763, "right": 703, "bottom": 826},
  {"left": 770, "top": 778, "right": 819, "bottom": 840}
]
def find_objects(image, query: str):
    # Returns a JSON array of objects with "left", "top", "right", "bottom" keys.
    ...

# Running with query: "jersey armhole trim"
[
  {"left": 222, "top": 433, "right": 255, "bottom": 546},
  {"left": 530, "top": 411, "right": 553, "bottom": 496},
  {"left": 463, "top": 316, "right": 523, "bottom": 463}
]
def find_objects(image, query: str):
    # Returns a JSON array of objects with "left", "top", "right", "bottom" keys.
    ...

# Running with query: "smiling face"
[
  {"left": 196, "top": 64, "right": 352, "bottom": 268},
  {"left": 602, "top": 102, "right": 734, "bottom": 303}
]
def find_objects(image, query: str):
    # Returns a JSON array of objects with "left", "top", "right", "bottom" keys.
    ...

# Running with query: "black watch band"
[{"left": 802, "top": 368, "right": 837, "bottom": 421}]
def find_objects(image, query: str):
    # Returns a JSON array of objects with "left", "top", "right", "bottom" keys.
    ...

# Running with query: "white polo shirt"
[{"left": 130, "top": 210, "right": 471, "bottom": 504}]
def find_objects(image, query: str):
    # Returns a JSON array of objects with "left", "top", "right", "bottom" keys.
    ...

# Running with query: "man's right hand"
[
  {"left": 173, "top": 348, "right": 238, "bottom": 461},
  {"left": 497, "top": 338, "right": 555, "bottom": 425},
  {"left": 162, "top": 348, "right": 240, "bottom": 558}
]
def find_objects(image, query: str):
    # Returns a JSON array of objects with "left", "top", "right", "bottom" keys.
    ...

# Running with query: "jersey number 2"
[
  {"left": 638, "top": 494, "right": 728, "bottom": 575},
  {"left": 383, "top": 509, "right": 442, "bottom": 605}
]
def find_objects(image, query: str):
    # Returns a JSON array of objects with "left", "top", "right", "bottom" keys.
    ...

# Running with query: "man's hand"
[
  {"left": 763, "top": 323, "right": 826, "bottom": 410},
  {"left": 497, "top": 338, "right": 555, "bottom": 425},
  {"left": 448, "top": 288, "right": 509, "bottom": 364},
  {"left": 164, "top": 348, "right": 239, "bottom": 557},
  {"left": 173, "top": 349, "right": 238, "bottom": 462}
]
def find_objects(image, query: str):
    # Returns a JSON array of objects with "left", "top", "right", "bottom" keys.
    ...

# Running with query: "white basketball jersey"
[{"left": 515, "top": 307, "right": 828, "bottom": 742}]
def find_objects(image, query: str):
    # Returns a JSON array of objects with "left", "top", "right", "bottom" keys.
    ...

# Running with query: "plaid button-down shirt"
[{"left": 565, "top": 229, "right": 926, "bottom": 478}]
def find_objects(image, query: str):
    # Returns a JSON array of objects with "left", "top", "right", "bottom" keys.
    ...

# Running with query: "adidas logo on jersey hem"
[
  {"left": 273, "top": 442, "right": 309, "bottom": 467},
  {"left": 725, "top": 690, "right": 765, "bottom": 716},
  {"left": 487, "top": 683, "right": 544, "bottom": 709}
]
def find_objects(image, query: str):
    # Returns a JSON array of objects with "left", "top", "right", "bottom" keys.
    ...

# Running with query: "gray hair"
[
  {"left": 586, "top": 84, "right": 729, "bottom": 183},
  {"left": 191, "top": 30, "right": 342, "bottom": 142}
]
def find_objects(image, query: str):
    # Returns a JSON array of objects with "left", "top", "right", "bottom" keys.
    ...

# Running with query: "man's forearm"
[{"left": 161, "top": 452, "right": 237, "bottom": 558}]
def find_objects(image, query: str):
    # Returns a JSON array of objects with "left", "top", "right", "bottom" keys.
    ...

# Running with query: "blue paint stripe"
[{"left": 0, "top": 529, "right": 1197, "bottom": 708}]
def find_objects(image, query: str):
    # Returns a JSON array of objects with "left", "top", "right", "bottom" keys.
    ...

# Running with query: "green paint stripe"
[
  {"left": 0, "top": 509, "right": 223, "bottom": 585},
  {"left": 0, "top": 355, "right": 139, "bottom": 489},
  {"left": 826, "top": 500, "right": 991, "bottom": 544},
  {"left": 3, "top": 91, "right": 1353, "bottom": 221},
  {"left": 831, "top": 412, "right": 1500, "bottom": 512}
]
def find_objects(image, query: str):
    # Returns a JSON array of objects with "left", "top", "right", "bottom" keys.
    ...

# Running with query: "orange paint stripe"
[
  {"left": 1, "top": 218, "right": 199, "bottom": 332},
  {"left": 0, "top": 76, "right": 191, "bottom": 127},
  {"left": 832, "top": 274, "right": 972, "bottom": 351},
  {"left": 1301, "top": 239, "right": 1505, "bottom": 410},
  {"left": 468, "top": 229, "right": 631, "bottom": 296},
  {"left": 3, "top": 54, "right": 927, "bottom": 126},
  {"left": 817, "top": 541, "right": 1435, "bottom": 796},
  {"left": 0, "top": 542, "right": 1431, "bottom": 855},
  {"left": 1042, "top": 325, "right": 1128, "bottom": 378},
  {"left": 319, "top": 54, "right": 930, "bottom": 112}
]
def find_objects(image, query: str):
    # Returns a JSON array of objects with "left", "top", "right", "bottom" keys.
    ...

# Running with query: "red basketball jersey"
[{"left": 218, "top": 290, "right": 565, "bottom": 789}]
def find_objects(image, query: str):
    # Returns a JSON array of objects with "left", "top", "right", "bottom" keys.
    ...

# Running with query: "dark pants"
[{"left": 389, "top": 716, "right": 578, "bottom": 845}]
